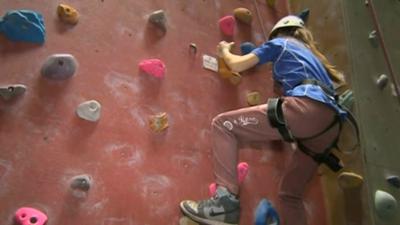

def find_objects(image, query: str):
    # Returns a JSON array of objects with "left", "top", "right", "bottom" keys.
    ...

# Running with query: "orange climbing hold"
[
  {"left": 218, "top": 15, "right": 235, "bottom": 36},
  {"left": 57, "top": 4, "right": 79, "bottom": 25},
  {"left": 149, "top": 112, "right": 169, "bottom": 132},
  {"left": 233, "top": 8, "right": 253, "bottom": 25}
]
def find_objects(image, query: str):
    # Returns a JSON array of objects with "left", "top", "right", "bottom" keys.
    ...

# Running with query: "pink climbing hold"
[
  {"left": 139, "top": 59, "right": 166, "bottom": 78},
  {"left": 15, "top": 207, "right": 47, "bottom": 225},
  {"left": 219, "top": 15, "right": 235, "bottom": 36},
  {"left": 237, "top": 162, "right": 249, "bottom": 184},
  {"left": 208, "top": 162, "right": 249, "bottom": 197},
  {"left": 209, "top": 182, "right": 218, "bottom": 197}
]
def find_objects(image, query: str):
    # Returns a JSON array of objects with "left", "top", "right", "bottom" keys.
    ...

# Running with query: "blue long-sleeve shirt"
[{"left": 251, "top": 37, "right": 346, "bottom": 117}]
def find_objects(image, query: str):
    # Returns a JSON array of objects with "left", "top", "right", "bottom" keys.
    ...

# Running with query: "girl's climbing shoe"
[{"left": 180, "top": 186, "right": 240, "bottom": 225}]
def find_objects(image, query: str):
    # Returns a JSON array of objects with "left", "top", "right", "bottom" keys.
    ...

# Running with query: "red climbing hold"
[
  {"left": 15, "top": 207, "right": 47, "bottom": 225},
  {"left": 139, "top": 59, "right": 166, "bottom": 78},
  {"left": 219, "top": 15, "right": 235, "bottom": 36}
]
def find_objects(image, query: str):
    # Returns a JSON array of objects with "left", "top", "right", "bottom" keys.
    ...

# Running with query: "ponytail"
[{"left": 273, "top": 27, "right": 345, "bottom": 85}]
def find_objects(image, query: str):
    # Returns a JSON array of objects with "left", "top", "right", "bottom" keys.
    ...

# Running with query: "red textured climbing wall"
[{"left": 0, "top": 1, "right": 327, "bottom": 225}]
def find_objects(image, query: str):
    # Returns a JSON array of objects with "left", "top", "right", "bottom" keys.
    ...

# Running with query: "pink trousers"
[{"left": 212, "top": 96, "right": 339, "bottom": 225}]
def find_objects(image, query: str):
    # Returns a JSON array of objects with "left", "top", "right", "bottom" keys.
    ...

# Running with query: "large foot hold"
[
  {"left": 1, "top": 10, "right": 46, "bottom": 44},
  {"left": 15, "top": 207, "right": 47, "bottom": 225},
  {"left": 76, "top": 100, "right": 101, "bottom": 122},
  {"left": 374, "top": 190, "right": 398, "bottom": 219},
  {"left": 338, "top": 172, "right": 364, "bottom": 189},
  {"left": 41, "top": 54, "right": 78, "bottom": 80},
  {"left": 57, "top": 4, "right": 79, "bottom": 25},
  {"left": 0, "top": 84, "right": 26, "bottom": 100}
]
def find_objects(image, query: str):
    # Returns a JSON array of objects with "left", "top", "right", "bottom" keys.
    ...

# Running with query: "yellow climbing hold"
[
  {"left": 149, "top": 112, "right": 169, "bottom": 132},
  {"left": 247, "top": 91, "right": 261, "bottom": 106},
  {"left": 233, "top": 8, "right": 253, "bottom": 25},
  {"left": 266, "top": 0, "right": 276, "bottom": 7},
  {"left": 57, "top": 4, "right": 79, "bottom": 25},
  {"left": 338, "top": 172, "right": 364, "bottom": 189}
]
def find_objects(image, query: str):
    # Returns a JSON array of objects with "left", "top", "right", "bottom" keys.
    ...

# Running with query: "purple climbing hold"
[
  {"left": 41, "top": 54, "right": 78, "bottom": 80},
  {"left": 219, "top": 15, "right": 235, "bottom": 36},
  {"left": 139, "top": 59, "right": 166, "bottom": 78},
  {"left": 15, "top": 207, "right": 47, "bottom": 225}
]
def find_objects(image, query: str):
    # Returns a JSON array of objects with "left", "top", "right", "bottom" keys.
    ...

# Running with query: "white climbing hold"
[
  {"left": 374, "top": 190, "right": 398, "bottom": 219},
  {"left": 76, "top": 100, "right": 101, "bottom": 122}
]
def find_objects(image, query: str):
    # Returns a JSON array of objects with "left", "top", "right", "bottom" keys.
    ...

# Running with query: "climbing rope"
[{"left": 253, "top": 0, "right": 268, "bottom": 41}]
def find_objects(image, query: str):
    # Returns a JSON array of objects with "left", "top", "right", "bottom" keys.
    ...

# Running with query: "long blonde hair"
[{"left": 273, "top": 27, "right": 345, "bottom": 84}]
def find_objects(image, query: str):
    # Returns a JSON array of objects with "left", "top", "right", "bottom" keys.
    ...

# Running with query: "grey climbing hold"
[
  {"left": 41, "top": 54, "right": 78, "bottom": 80},
  {"left": 386, "top": 175, "right": 400, "bottom": 189},
  {"left": 376, "top": 74, "right": 389, "bottom": 90},
  {"left": 70, "top": 174, "right": 92, "bottom": 191},
  {"left": 76, "top": 100, "right": 101, "bottom": 122},
  {"left": 368, "top": 30, "right": 378, "bottom": 47},
  {"left": 0, "top": 84, "right": 26, "bottom": 100},
  {"left": 374, "top": 190, "right": 398, "bottom": 219},
  {"left": 148, "top": 10, "right": 167, "bottom": 32},
  {"left": 70, "top": 174, "right": 92, "bottom": 199}
]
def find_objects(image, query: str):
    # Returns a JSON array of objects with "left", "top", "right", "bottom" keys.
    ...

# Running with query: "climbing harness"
[{"left": 267, "top": 80, "right": 360, "bottom": 172}]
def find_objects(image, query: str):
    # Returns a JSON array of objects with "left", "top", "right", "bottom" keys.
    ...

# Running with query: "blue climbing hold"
[
  {"left": 254, "top": 198, "right": 280, "bottom": 225},
  {"left": 240, "top": 42, "right": 256, "bottom": 55},
  {"left": 0, "top": 10, "right": 46, "bottom": 44},
  {"left": 387, "top": 175, "right": 400, "bottom": 189},
  {"left": 297, "top": 8, "right": 310, "bottom": 23}
]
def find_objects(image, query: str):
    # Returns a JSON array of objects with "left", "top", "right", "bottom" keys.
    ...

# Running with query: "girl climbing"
[{"left": 180, "top": 15, "right": 347, "bottom": 225}]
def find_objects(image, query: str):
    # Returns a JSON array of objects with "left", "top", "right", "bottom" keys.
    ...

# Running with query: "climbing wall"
[{"left": 0, "top": 1, "right": 331, "bottom": 225}]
